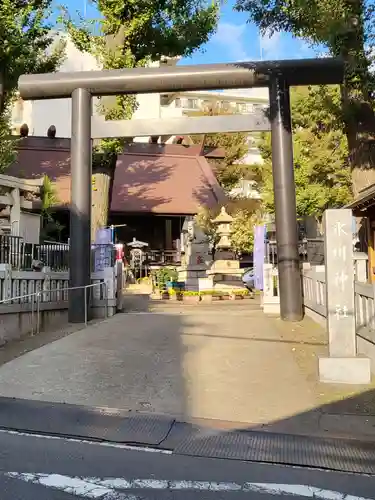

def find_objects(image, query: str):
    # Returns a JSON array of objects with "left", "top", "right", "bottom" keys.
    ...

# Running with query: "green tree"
[
  {"left": 1, "top": 0, "right": 65, "bottom": 107},
  {"left": 62, "top": 0, "right": 219, "bottom": 238},
  {"left": 229, "top": 209, "right": 258, "bottom": 254},
  {"left": 189, "top": 104, "right": 250, "bottom": 190},
  {"left": 234, "top": 0, "right": 375, "bottom": 196},
  {"left": 0, "top": 0, "right": 65, "bottom": 171},
  {"left": 0, "top": 113, "right": 17, "bottom": 172},
  {"left": 252, "top": 85, "right": 352, "bottom": 217},
  {"left": 40, "top": 176, "right": 65, "bottom": 241},
  {"left": 195, "top": 197, "right": 262, "bottom": 254}
]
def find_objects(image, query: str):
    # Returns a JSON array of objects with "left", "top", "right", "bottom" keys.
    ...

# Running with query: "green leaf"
[
  {"left": 255, "top": 85, "right": 352, "bottom": 217},
  {"left": 61, "top": 0, "right": 219, "bottom": 155},
  {"left": 233, "top": 0, "right": 375, "bottom": 194}
]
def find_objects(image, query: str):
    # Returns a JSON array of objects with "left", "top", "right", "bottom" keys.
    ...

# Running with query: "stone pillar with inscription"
[{"left": 319, "top": 209, "right": 371, "bottom": 384}]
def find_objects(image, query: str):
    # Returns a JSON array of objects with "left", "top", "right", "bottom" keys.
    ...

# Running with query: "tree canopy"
[
  {"left": 251, "top": 85, "right": 352, "bottom": 217},
  {"left": 63, "top": 0, "right": 219, "bottom": 146},
  {"left": 62, "top": 0, "right": 219, "bottom": 238},
  {"left": 1, "top": 0, "right": 65, "bottom": 106},
  {"left": 234, "top": 0, "right": 375, "bottom": 195},
  {"left": 0, "top": 112, "right": 17, "bottom": 173},
  {"left": 40, "top": 175, "right": 65, "bottom": 241},
  {"left": 189, "top": 104, "right": 250, "bottom": 190},
  {"left": 0, "top": 0, "right": 65, "bottom": 171}
]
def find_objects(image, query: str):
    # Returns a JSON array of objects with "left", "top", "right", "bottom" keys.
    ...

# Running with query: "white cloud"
[
  {"left": 259, "top": 30, "right": 282, "bottom": 59},
  {"left": 211, "top": 21, "right": 316, "bottom": 62},
  {"left": 298, "top": 39, "right": 311, "bottom": 55},
  {"left": 212, "top": 22, "right": 249, "bottom": 61}
]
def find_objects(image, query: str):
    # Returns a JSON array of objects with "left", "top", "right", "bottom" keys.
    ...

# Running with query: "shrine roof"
[
  {"left": 7, "top": 138, "right": 227, "bottom": 215},
  {"left": 346, "top": 183, "right": 375, "bottom": 212}
]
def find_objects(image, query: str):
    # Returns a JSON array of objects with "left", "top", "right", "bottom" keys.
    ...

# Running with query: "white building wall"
[{"left": 30, "top": 36, "right": 101, "bottom": 137}]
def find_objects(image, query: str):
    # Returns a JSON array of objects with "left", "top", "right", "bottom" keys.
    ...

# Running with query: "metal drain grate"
[{"left": 174, "top": 430, "right": 375, "bottom": 474}]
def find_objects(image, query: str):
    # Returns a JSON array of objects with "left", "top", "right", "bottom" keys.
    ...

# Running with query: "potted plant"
[
  {"left": 165, "top": 268, "right": 179, "bottom": 290},
  {"left": 212, "top": 290, "right": 224, "bottom": 301},
  {"left": 155, "top": 267, "right": 178, "bottom": 299},
  {"left": 169, "top": 289, "right": 183, "bottom": 301},
  {"left": 230, "top": 289, "right": 249, "bottom": 300},
  {"left": 182, "top": 291, "right": 201, "bottom": 303}
]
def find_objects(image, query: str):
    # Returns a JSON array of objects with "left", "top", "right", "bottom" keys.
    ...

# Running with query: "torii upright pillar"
[{"left": 269, "top": 76, "right": 303, "bottom": 321}]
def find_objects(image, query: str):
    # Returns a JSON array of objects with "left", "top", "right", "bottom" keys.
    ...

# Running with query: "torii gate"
[{"left": 13, "top": 58, "right": 343, "bottom": 323}]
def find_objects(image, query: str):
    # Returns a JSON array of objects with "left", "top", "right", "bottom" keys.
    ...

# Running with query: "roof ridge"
[{"left": 195, "top": 156, "right": 226, "bottom": 205}]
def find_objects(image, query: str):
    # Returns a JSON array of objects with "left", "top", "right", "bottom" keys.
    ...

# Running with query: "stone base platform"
[{"left": 319, "top": 356, "right": 371, "bottom": 384}]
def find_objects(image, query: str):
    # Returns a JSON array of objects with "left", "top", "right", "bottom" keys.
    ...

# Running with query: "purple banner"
[{"left": 253, "top": 224, "right": 266, "bottom": 290}]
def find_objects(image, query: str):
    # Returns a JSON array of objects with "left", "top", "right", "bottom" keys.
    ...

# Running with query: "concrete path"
[{"left": 0, "top": 300, "right": 374, "bottom": 435}]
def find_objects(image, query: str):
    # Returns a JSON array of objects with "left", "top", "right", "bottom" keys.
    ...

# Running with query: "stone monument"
[
  {"left": 319, "top": 208, "right": 371, "bottom": 384},
  {"left": 178, "top": 216, "right": 211, "bottom": 290},
  {"left": 206, "top": 207, "right": 246, "bottom": 291}
]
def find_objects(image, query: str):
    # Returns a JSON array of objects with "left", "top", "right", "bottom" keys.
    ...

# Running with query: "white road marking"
[
  {"left": 5, "top": 473, "right": 373, "bottom": 500},
  {"left": 0, "top": 429, "right": 172, "bottom": 454}
]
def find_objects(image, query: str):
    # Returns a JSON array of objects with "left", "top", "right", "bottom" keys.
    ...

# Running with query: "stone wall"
[{"left": 0, "top": 264, "right": 123, "bottom": 343}]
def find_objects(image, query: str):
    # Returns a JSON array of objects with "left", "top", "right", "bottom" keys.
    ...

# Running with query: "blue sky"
[{"left": 58, "top": 0, "right": 323, "bottom": 65}]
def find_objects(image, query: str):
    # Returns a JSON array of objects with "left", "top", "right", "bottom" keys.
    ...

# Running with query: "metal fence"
[
  {"left": 266, "top": 239, "right": 309, "bottom": 266},
  {"left": 0, "top": 235, "right": 25, "bottom": 269},
  {"left": 0, "top": 235, "right": 117, "bottom": 272},
  {"left": 0, "top": 281, "right": 108, "bottom": 335},
  {"left": 34, "top": 241, "right": 70, "bottom": 271}
]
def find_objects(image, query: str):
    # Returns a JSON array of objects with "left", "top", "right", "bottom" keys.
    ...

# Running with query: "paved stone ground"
[{"left": 1, "top": 296, "right": 375, "bottom": 439}]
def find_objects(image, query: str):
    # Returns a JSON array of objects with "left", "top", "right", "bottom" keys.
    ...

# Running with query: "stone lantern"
[
  {"left": 206, "top": 206, "right": 245, "bottom": 291},
  {"left": 212, "top": 207, "right": 235, "bottom": 259},
  {"left": 127, "top": 237, "right": 149, "bottom": 277}
]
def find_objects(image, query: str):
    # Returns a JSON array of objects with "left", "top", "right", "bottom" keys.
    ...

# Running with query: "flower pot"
[
  {"left": 230, "top": 294, "right": 244, "bottom": 301},
  {"left": 161, "top": 291, "right": 170, "bottom": 300},
  {"left": 200, "top": 294, "right": 213, "bottom": 303},
  {"left": 183, "top": 295, "right": 201, "bottom": 303}
]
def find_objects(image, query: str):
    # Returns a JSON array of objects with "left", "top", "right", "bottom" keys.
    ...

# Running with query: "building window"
[
  {"left": 186, "top": 98, "right": 198, "bottom": 109},
  {"left": 175, "top": 97, "right": 181, "bottom": 108},
  {"left": 202, "top": 99, "right": 212, "bottom": 110},
  {"left": 160, "top": 94, "right": 170, "bottom": 106},
  {"left": 221, "top": 100, "right": 230, "bottom": 111},
  {"left": 246, "top": 103, "right": 254, "bottom": 113},
  {"left": 236, "top": 103, "right": 247, "bottom": 113}
]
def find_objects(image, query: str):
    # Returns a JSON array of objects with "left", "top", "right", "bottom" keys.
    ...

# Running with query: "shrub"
[
  {"left": 153, "top": 267, "right": 178, "bottom": 291},
  {"left": 231, "top": 289, "right": 250, "bottom": 296},
  {"left": 182, "top": 291, "right": 200, "bottom": 296}
]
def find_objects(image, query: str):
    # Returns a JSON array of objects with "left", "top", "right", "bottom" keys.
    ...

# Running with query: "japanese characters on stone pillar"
[
  {"left": 319, "top": 208, "right": 371, "bottom": 384},
  {"left": 324, "top": 209, "right": 355, "bottom": 357}
]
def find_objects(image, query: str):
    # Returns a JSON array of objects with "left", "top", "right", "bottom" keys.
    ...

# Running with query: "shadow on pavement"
[{"left": 1, "top": 297, "right": 375, "bottom": 474}]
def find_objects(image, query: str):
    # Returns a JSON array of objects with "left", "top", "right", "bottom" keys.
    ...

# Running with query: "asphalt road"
[{"left": 1, "top": 430, "right": 375, "bottom": 500}]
